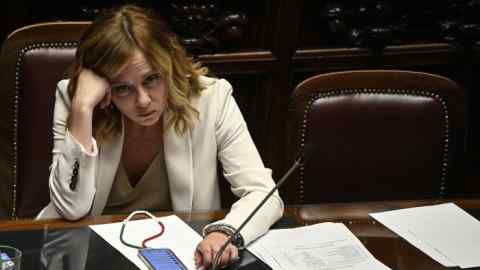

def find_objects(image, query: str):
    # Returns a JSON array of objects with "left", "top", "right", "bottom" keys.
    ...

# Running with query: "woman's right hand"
[
  {"left": 72, "top": 69, "right": 111, "bottom": 111},
  {"left": 69, "top": 69, "right": 111, "bottom": 153}
]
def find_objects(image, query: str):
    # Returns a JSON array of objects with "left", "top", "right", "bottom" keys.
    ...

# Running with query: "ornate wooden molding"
[
  {"left": 75, "top": 1, "right": 248, "bottom": 53},
  {"left": 320, "top": 1, "right": 395, "bottom": 51},
  {"left": 319, "top": 1, "right": 480, "bottom": 51},
  {"left": 170, "top": 2, "right": 248, "bottom": 53},
  {"left": 292, "top": 44, "right": 463, "bottom": 71}
]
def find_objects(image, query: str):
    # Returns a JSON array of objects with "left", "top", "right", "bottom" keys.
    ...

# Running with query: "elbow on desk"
[
  {"left": 60, "top": 208, "right": 89, "bottom": 221},
  {"left": 55, "top": 203, "right": 91, "bottom": 221},
  {"left": 53, "top": 201, "right": 91, "bottom": 221},
  {"left": 50, "top": 194, "right": 93, "bottom": 221},
  {"left": 48, "top": 175, "right": 95, "bottom": 221}
]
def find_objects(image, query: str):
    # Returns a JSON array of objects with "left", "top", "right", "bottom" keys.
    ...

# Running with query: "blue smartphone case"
[{"left": 138, "top": 248, "right": 187, "bottom": 270}]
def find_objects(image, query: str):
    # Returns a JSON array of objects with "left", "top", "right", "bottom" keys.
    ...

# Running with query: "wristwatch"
[{"left": 203, "top": 223, "right": 245, "bottom": 248}]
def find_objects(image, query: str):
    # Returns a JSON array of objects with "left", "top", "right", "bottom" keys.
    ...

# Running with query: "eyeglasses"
[{"left": 119, "top": 210, "right": 165, "bottom": 249}]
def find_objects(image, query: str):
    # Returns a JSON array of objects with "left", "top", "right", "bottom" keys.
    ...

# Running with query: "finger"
[
  {"left": 210, "top": 246, "right": 222, "bottom": 267},
  {"left": 211, "top": 246, "right": 226, "bottom": 267},
  {"left": 106, "top": 88, "right": 112, "bottom": 106},
  {"left": 100, "top": 89, "right": 111, "bottom": 109},
  {"left": 198, "top": 245, "right": 214, "bottom": 267},
  {"left": 100, "top": 99, "right": 106, "bottom": 109},
  {"left": 229, "top": 245, "right": 239, "bottom": 263},
  {"left": 194, "top": 250, "right": 203, "bottom": 268},
  {"left": 219, "top": 245, "right": 239, "bottom": 267},
  {"left": 218, "top": 245, "right": 236, "bottom": 266},
  {"left": 101, "top": 98, "right": 109, "bottom": 109}
]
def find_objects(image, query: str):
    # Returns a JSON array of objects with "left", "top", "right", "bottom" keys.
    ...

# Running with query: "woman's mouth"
[{"left": 138, "top": 111, "right": 155, "bottom": 118}]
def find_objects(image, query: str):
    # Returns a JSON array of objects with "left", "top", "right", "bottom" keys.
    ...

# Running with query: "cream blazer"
[{"left": 36, "top": 76, "right": 284, "bottom": 244}]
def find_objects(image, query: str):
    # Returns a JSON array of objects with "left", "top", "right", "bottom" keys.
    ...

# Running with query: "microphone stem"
[{"left": 211, "top": 157, "right": 302, "bottom": 270}]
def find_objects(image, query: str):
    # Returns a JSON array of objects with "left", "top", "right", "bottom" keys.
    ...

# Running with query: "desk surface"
[{"left": 1, "top": 199, "right": 479, "bottom": 270}]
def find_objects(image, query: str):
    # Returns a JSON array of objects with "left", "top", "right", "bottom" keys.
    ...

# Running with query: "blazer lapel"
[
  {"left": 163, "top": 113, "right": 194, "bottom": 211},
  {"left": 90, "top": 125, "right": 124, "bottom": 215}
]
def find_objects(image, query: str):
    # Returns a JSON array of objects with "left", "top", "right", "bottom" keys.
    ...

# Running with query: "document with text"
[
  {"left": 248, "top": 222, "right": 390, "bottom": 270},
  {"left": 370, "top": 203, "right": 480, "bottom": 269},
  {"left": 90, "top": 215, "right": 202, "bottom": 270}
]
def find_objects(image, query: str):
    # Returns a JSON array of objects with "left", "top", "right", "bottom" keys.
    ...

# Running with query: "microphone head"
[{"left": 300, "top": 143, "right": 318, "bottom": 164}]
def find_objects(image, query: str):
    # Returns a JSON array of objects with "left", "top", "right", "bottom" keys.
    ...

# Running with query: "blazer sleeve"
[
  {"left": 44, "top": 80, "right": 98, "bottom": 220},
  {"left": 208, "top": 79, "right": 284, "bottom": 245}
]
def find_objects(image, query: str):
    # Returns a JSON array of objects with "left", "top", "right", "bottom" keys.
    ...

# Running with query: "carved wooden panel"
[
  {"left": 155, "top": 1, "right": 278, "bottom": 53},
  {"left": 300, "top": 1, "right": 480, "bottom": 51},
  {"left": 4, "top": 0, "right": 277, "bottom": 54}
]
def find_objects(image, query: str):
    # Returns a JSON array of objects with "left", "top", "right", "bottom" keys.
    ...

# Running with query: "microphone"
[{"left": 210, "top": 143, "right": 317, "bottom": 270}]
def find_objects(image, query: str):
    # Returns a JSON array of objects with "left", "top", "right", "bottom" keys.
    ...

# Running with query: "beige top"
[{"left": 103, "top": 145, "right": 172, "bottom": 215}]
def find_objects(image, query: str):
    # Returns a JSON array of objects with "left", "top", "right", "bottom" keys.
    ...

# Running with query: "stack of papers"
[
  {"left": 90, "top": 215, "right": 202, "bottom": 270},
  {"left": 370, "top": 203, "right": 480, "bottom": 268},
  {"left": 248, "top": 222, "right": 391, "bottom": 270}
]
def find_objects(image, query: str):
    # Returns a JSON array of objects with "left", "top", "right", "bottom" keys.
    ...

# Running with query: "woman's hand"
[
  {"left": 69, "top": 69, "right": 111, "bottom": 152},
  {"left": 194, "top": 232, "right": 239, "bottom": 269},
  {"left": 72, "top": 69, "right": 111, "bottom": 111}
]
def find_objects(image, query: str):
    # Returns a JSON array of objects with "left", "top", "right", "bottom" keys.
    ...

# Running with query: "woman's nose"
[{"left": 136, "top": 87, "right": 151, "bottom": 108}]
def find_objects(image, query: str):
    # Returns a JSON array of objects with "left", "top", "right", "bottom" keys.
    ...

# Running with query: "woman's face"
[{"left": 110, "top": 51, "right": 167, "bottom": 127}]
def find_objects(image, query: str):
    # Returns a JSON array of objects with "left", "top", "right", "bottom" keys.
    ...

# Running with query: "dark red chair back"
[
  {"left": 0, "top": 22, "right": 90, "bottom": 219},
  {"left": 285, "top": 70, "right": 467, "bottom": 204}
]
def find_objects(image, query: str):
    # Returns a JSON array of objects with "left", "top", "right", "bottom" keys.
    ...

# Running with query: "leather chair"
[
  {"left": 285, "top": 70, "right": 467, "bottom": 205},
  {"left": 0, "top": 22, "right": 90, "bottom": 219}
]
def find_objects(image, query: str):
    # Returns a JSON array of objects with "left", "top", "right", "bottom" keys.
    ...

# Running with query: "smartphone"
[
  {"left": 138, "top": 248, "right": 187, "bottom": 270},
  {"left": 0, "top": 252, "right": 15, "bottom": 270}
]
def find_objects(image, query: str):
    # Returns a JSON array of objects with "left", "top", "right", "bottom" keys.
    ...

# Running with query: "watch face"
[{"left": 233, "top": 234, "right": 244, "bottom": 248}]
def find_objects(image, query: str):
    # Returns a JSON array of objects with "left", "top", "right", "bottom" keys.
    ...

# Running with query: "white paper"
[
  {"left": 248, "top": 222, "right": 390, "bottom": 270},
  {"left": 90, "top": 215, "right": 202, "bottom": 270},
  {"left": 370, "top": 208, "right": 456, "bottom": 267},
  {"left": 370, "top": 203, "right": 480, "bottom": 269}
]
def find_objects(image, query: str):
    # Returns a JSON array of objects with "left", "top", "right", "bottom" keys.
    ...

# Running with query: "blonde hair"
[{"left": 68, "top": 5, "right": 208, "bottom": 140}]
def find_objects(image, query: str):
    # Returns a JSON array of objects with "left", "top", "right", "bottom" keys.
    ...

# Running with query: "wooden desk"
[
  {"left": 0, "top": 209, "right": 292, "bottom": 270},
  {"left": 0, "top": 200, "right": 479, "bottom": 270},
  {"left": 298, "top": 199, "right": 480, "bottom": 270}
]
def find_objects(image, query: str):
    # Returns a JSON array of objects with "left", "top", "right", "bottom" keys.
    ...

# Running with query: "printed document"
[
  {"left": 370, "top": 203, "right": 480, "bottom": 269},
  {"left": 248, "top": 222, "right": 390, "bottom": 270}
]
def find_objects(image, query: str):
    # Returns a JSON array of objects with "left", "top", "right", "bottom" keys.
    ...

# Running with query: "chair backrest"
[
  {"left": 285, "top": 70, "right": 467, "bottom": 204},
  {"left": 0, "top": 22, "right": 90, "bottom": 219}
]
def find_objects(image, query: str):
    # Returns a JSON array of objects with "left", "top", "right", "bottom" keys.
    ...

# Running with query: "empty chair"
[{"left": 285, "top": 70, "right": 467, "bottom": 205}]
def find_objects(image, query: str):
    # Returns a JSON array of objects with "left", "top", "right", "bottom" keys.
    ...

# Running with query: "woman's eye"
[
  {"left": 112, "top": 85, "right": 132, "bottom": 97},
  {"left": 144, "top": 74, "right": 160, "bottom": 87}
]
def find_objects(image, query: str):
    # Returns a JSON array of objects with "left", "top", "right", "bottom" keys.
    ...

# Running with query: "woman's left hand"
[{"left": 194, "top": 231, "right": 239, "bottom": 269}]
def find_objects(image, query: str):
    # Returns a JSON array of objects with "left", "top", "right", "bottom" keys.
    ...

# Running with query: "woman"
[{"left": 36, "top": 4, "right": 283, "bottom": 268}]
